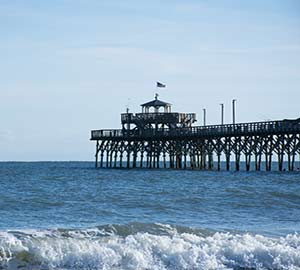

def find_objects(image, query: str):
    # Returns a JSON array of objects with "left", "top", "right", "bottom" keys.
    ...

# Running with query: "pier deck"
[
  {"left": 91, "top": 118, "right": 300, "bottom": 171},
  {"left": 91, "top": 119, "right": 300, "bottom": 140}
]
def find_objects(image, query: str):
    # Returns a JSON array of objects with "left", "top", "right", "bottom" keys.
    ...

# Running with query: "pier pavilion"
[{"left": 91, "top": 95, "right": 300, "bottom": 171}]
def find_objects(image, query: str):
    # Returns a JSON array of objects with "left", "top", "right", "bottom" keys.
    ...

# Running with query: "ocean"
[{"left": 0, "top": 162, "right": 300, "bottom": 270}]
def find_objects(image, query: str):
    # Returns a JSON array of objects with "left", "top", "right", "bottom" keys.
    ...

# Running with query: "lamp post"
[
  {"left": 220, "top": 103, "right": 224, "bottom": 125},
  {"left": 203, "top": 108, "right": 206, "bottom": 126},
  {"left": 232, "top": 99, "right": 237, "bottom": 124}
]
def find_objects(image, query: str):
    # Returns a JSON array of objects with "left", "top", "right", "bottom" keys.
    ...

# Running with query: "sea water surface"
[{"left": 0, "top": 162, "right": 300, "bottom": 269}]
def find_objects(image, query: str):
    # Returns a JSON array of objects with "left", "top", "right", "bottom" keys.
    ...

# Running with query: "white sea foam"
[{"left": 0, "top": 225, "right": 300, "bottom": 270}]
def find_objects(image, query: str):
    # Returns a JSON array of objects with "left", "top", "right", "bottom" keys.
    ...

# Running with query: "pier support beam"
[
  {"left": 93, "top": 130, "right": 300, "bottom": 171},
  {"left": 95, "top": 140, "right": 99, "bottom": 168}
]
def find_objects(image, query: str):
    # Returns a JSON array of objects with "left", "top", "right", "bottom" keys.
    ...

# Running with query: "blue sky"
[{"left": 0, "top": 0, "right": 299, "bottom": 161}]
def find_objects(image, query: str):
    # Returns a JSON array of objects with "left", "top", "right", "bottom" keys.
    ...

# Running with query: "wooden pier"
[{"left": 91, "top": 96, "right": 300, "bottom": 171}]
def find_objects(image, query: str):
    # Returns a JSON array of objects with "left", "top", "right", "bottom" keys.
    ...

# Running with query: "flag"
[{"left": 156, "top": 81, "right": 166, "bottom": 88}]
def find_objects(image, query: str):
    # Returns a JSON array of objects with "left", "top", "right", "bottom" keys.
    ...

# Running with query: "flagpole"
[{"left": 154, "top": 82, "right": 157, "bottom": 100}]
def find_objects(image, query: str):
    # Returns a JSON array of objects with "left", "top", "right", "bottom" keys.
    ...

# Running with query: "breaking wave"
[{"left": 0, "top": 223, "right": 299, "bottom": 270}]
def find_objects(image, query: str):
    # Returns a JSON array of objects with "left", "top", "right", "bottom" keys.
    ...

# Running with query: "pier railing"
[
  {"left": 91, "top": 118, "right": 300, "bottom": 140},
  {"left": 121, "top": 112, "right": 196, "bottom": 124}
]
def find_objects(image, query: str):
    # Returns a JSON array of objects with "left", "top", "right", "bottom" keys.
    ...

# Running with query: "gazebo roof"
[{"left": 141, "top": 99, "right": 171, "bottom": 107}]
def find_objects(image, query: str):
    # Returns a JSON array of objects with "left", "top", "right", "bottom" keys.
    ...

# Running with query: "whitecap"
[{"left": 0, "top": 225, "right": 299, "bottom": 270}]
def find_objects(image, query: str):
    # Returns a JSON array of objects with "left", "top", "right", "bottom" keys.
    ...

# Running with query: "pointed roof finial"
[{"left": 126, "top": 98, "right": 131, "bottom": 113}]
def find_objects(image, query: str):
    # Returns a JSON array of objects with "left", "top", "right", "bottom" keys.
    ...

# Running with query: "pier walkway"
[{"left": 91, "top": 119, "right": 300, "bottom": 140}]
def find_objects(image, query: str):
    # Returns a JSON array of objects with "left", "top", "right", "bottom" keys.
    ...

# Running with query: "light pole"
[
  {"left": 232, "top": 99, "right": 237, "bottom": 124},
  {"left": 203, "top": 108, "right": 206, "bottom": 126},
  {"left": 220, "top": 103, "right": 224, "bottom": 125}
]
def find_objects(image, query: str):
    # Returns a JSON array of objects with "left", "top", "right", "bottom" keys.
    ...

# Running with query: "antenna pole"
[
  {"left": 220, "top": 103, "right": 224, "bottom": 125},
  {"left": 232, "top": 99, "right": 237, "bottom": 124}
]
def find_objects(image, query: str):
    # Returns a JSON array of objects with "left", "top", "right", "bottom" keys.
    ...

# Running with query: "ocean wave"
[{"left": 0, "top": 223, "right": 299, "bottom": 270}]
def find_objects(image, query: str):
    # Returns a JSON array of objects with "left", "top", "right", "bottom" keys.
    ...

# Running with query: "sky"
[{"left": 0, "top": 0, "right": 299, "bottom": 161}]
